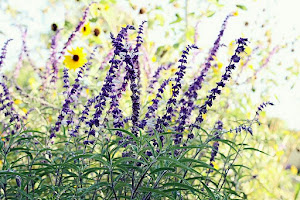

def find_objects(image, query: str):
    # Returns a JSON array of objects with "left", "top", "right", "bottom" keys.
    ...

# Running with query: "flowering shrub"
[{"left": 0, "top": 4, "right": 275, "bottom": 200}]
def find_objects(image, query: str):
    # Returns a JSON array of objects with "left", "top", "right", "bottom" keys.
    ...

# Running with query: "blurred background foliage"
[{"left": 0, "top": 0, "right": 299, "bottom": 199}]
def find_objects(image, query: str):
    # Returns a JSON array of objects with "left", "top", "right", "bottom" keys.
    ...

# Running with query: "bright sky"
[{"left": 0, "top": 0, "right": 299, "bottom": 130}]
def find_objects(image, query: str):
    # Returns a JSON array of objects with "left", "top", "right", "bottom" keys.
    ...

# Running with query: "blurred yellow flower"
[
  {"left": 14, "top": 99, "right": 22, "bottom": 105},
  {"left": 104, "top": 4, "right": 110, "bottom": 11},
  {"left": 211, "top": 161, "right": 219, "bottom": 170},
  {"left": 147, "top": 94, "right": 156, "bottom": 102},
  {"left": 151, "top": 56, "right": 157, "bottom": 62},
  {"left": 29, "top": 78, "right": 36, "bottom": 87},
  {"left": 52, "top": 91, "right": 57, "bottom": 98},
  {"left": 291, "top": 165, "right": 298, "bottom": 175},
  {"left": 245, "top": 46, "right": 252, "bottom": 54},
  {"left": 217, "top": 62, "right": 223, "bottom": 69},
  {"left": 228, "top": 40, "right": 235, "bottom": 55},
  {"left": 22, "top": 108, "right": 28, "bottom": 113},
  {"left": 64, "top": 47, "right": 87, "bottom": 70},
  {"left": 233, "top": 11, "right": 239, "bottom": 16},
  {"left": 82, "top": 22, "right": 91, "bottom": 36},
  {"left": 170, "top": 67, "right": 176, "bottom": 73},
  {"left": 0, "top": 131, "right": 5, "bottom": 142},
  {"left": 276, "top": 150, "right": 284, "bottom": 157}
]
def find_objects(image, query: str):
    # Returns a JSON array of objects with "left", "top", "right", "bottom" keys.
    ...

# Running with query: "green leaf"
[
  {"left": 170, "top": 14, "right": 182, "bottom": 24},
  {"left": 151, "top": 167, "right": 175, "bottom": 174},
  {"left": 207, "top": 10, "right": 215, "bottom": 17},
  {"left": 108, "top": 128, "right": 138, "bottom": 143},
  {"left": 180, "top": 158, "right": 217, "bottom": 172},
  {"left": 162, "top": 182, "right": 200, "bottom": 195},
  {"left": 157, "top": 157, "right": 201, "bottom": 176},
  {"left": 236, "top": 4, "right": 247, "bottom": 10},
  {"left": 139, "top": 187, "right": 175, "bottom": 199},
  {"left": 243, "top": 147, "right": 269, "bottom": 156},
  {"left": 89, "top": 17, "right": 98, "bottom": 22},
  {"left": 200, "top": 181, "right": 217, "bottom": 200},
  {"left": 114, "top": 157, "right": 145, "bottom": 165}
]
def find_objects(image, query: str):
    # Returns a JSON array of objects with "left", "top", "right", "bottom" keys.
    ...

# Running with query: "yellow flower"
[
  {"left": 244, "top": 46, "right": 252, "bottom": 54},
  {"left": 104, "top": 4, "right": 110, "bottom": 11},
  {"left": 291, "top": 165, "right": 298, "bottom": 175},
  {"left": 82, "top": 22, "right": 91, "bottom": 36},
  {"left": 29, "top": 78, "right": 36, "bottom": 88},
  {"left": 233, "top": 11, "right": 239, "bottom": 16},
  {"left": 170, "top": 67, "right": 177, "bottom": 73},
  {"left": 211, "top": 161, "right": 219, "bottom": 170},
  {"left": 14, "top": 99, "right": 22, "bottom": 105},
  {"left": 64, "top": 47, "right": 87, "bottom": 70},
  {"left": 151, "top": 56, "right": 157, "bottom": 62},
  {"left": 0, "top": 132, "right": 5, "bottom": 142}
]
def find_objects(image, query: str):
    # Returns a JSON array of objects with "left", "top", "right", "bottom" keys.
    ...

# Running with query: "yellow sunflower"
[
  {"left": 82, "top": 22, "right": 91, "bottom": 36},
  {"left": 64, "top": 47, "right": 87, "bottom": 70}
]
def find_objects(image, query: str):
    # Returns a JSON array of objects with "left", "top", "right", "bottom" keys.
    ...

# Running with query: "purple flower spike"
[
  {"left": 208, "top": 121, "right": 223, "bottom": 173},
  {"left": 191, "top": 38, "right": 248, "bottom": 133},
  {"left": 129, "top": 21, "right": 146, "bottom": 136},
  {"left": 147, "top": 63, "right": 173, "bottom": 94},
  {"left": 0, "top": 39, "right": 13, "bottom": 69},
  {"left": 49, "top": 29, "right": 62, "bottom": 84},
  {"left": 0, "top": 75, "right": 22, "bottom": 130},
  {"left": 255, "top": 101, "right": 274, "bottom": 117},
  {"left": 177, "top": 15, "right": 232, "bottom": 136},
  {"left": 83, "top": 25, "right": 134, "bottom": 144},
  {"left": 140, "top": 78, "right": 171, "bottom": 130},
  {"left": 155, "top": 44, "right": 198, "bottom": 144},
  {"left": 51, "top": 57, "right": 93, "bottom": 139}
]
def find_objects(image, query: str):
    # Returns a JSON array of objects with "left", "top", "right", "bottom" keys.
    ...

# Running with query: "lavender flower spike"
[
  {"left": 0, "top": 75, "right": 22, "bottom": 129},
  {"left": 177, "top": 15, "right": 232, "bottom": 133},
  {"left": 189, "top": 38, "right": 248, "bottom": 139},
  {"left": 129, "top": 21, "right": 146, "bottom": 136},
  {"left": 139, "top": 78, "right": 171, "bottom": 130},
  {"left": 51, "top": 50, "right": 96, "bottom": 138},
  {"left": 0, "top": 39, "right": 13, "bottom": 69},
  {"left": 155, "top": 44, "right": 198, "bottom": 144},
  {"left": 255, "top": 101, "right": 274, "bottom": 118},
  {"left": 209, "top": 121, "right": 223, "bottom": 171},
  {"left": 147, "top": 63, "right": 173, "bottom": 94},
  {"left": 49, "top": 29, "right": 62, "bottom": 84},
  {"left": 84, "top": 25, "right": 134, "bottom": 145}
]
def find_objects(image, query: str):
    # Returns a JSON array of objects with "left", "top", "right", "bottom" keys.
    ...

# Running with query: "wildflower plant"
[{"left": 0, "top": 4, "right": 276, "bottom": 200}]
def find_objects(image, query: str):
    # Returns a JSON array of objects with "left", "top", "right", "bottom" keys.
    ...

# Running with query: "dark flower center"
[
  {"left": 51, "top": 23, "right": 58, "bottom": 31},
  {"left": 73, "top": 55, "right": 79, "bottom": 61},
  {"left": 83, "top": 26, "right": 86, "bottom": 31},
  {"left": 139, "top": 8, "right": 146, "bottom": 14},
  {"left": 94, "top": 28, "right": 100, "bottom": 36}
]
